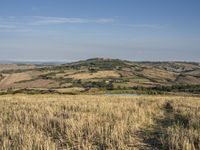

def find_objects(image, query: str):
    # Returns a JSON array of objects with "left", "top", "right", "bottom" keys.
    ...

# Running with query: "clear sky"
[{"left": 0, "top": 0, "right": 200, "bottom": 62}]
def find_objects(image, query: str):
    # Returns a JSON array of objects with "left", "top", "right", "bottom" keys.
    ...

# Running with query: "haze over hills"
[
  {"left": 0, "top": 60, "right": 70, "bottom": 65},
  {"left": 0, "top": 58, "right": 199, "bottom": 95}
]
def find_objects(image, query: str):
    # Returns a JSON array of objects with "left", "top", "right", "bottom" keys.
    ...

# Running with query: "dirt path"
[{"left": 137, "top": 102, "right": 177, "bottom": 150}]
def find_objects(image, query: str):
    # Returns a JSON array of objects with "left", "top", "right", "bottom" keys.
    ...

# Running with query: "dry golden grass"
[
  {"left": 0, "top": 95, "right": 199, "bottom": 150},
  {"left": 68, "top": 71, "right": 120, "bottom": 79},
  {"left": 54, "top": 87, "right": 85, "bottom": 93},
  {"left": 160, "top": 98, "right": 200, "bottom": 149}
]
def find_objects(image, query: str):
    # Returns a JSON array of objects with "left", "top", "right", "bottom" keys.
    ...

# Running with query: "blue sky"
[{"left": 0, "top": 0, "right": 200, "bottom": 62}]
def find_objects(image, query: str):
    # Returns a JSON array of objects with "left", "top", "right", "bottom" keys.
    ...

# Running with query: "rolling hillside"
[{"left": 0, "top": 58, "right": 200, "bottom": 94}]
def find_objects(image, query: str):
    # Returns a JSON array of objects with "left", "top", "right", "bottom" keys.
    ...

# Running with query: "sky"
[{"left": 0, "top": 0, "right": 200, "bottom": 62}]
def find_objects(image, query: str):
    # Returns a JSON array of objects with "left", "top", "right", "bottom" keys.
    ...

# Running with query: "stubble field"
[{"left": 0, "top": 94, "right": 199, "bottom": 150}]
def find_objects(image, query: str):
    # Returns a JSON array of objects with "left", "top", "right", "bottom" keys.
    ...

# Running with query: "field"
[
  {"left": 0, "top": 94, "right": 199, "bottom": 149},
  {"left": 68, "top": 71, "right": 120, "bottom": 80}
]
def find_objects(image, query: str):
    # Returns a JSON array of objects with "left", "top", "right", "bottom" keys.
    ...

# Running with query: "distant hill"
[{"left": 0, "top": 58, "right": 199, "bottom": 95}]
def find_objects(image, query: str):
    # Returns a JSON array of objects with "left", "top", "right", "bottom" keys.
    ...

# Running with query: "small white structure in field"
[{"left": 105, "top": 80, "right": 110, "bottom": 84}]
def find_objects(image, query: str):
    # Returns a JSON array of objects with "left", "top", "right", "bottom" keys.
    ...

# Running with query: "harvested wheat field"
[
  {"left": 0, "top": 95, "right": 199, "bottom": 150},
  {"left": 68, "top": 71, "right": 120, "bottom": 79}
]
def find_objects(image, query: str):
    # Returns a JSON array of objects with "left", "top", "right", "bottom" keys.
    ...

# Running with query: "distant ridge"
[{"left": 0, "top": 60, "right": 69, "bottom": 65}]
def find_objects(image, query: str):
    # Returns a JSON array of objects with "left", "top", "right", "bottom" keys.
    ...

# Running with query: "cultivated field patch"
[{"left": 68, "top": 70, "right": 120, "bottom": 79}]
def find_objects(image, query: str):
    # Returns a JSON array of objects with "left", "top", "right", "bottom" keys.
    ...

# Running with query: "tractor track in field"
[{"left": 137, "top": 101, "right": 187, "bottom": 150}]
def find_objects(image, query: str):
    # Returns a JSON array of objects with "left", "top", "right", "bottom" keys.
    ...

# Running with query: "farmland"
[
  {"left": 0, "top": 94, "right": 199, "bottom": 149},
  {"left": 0, "top": 58, "right": 200, "bottom": 95}
]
